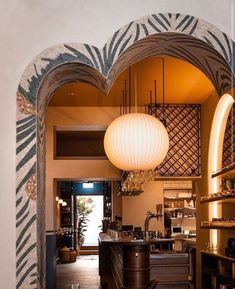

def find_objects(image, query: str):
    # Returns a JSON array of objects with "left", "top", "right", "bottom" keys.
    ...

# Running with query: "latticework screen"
[
  {"left": 148, "top": 104, "right": 201, "bottom": 177},
  {"left": 222, "top": 104, "right": 235, "bottom": 168}
]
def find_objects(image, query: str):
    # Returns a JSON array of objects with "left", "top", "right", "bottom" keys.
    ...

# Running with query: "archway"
[
  {"left": 207, "top": 93, "right": 234, "bottom": 248},
  {"left": 16, "top": 13, "right": 235, "bottom": 289}
]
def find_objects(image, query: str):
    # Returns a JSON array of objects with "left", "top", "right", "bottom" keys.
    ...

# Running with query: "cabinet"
[{"left": 201, "top": 250, "right": 235, "bottom": 289}]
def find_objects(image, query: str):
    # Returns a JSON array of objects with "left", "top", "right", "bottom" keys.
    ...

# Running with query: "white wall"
[{"left": 0, "top": 1, "right": 234, "bottom": 288}]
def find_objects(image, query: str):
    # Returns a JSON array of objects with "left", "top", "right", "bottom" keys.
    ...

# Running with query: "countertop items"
[{"left": 99, "top": 232, "right": 174, "bottom": 245}]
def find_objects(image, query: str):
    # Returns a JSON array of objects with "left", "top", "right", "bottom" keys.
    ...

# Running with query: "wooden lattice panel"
[
  {"left": 148, "top": 104, "right": 201, "bottom": 177},
  {"left": 222, "top": 104, "right": 235, "bottom": 168}
]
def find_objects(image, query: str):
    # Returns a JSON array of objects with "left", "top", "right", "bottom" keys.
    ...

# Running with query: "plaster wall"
[
  {"left": 0, "top": 1, "right": 234, "bottom": 288},
  {"left": 122, "top": 181, "right": 164, "bottom": 233},
  {"left": 45, "top": 107, "right": 120, "bottom": 230}
]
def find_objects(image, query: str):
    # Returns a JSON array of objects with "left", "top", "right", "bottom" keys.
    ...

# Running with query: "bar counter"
[{"left": 99, "top": 233, "right": 190, "bottom": 289}]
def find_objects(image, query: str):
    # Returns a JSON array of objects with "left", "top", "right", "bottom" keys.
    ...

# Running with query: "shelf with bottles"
[
  {"left": 171, "top": 216, "right": 196, "bottom": 220},
  {"left": 61, "top": 199, "right": 72, "bottom": 213},
  {"left": 165, "top": 208, "right": 196, "bottom": 220},
  {"left": 164, "top": 199, "right": 196, "bottom": 211},
  {"left": 201, "top": 218, "right": 235, "bottom": 230},
  {"left": 103, "top": 195, "right": 112, "bottom": 218},
  {"left": 61, "top": 223, "right": 73, "bottom": 227},
  {"left": 201, "top": 190, "right": 235, "bottom": 204}
]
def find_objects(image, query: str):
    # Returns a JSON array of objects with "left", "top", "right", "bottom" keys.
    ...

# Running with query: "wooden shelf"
[
  {"left": 201, "top": 224, "right": 235, "bottom": 230},
  {"left": 171, "top": 217, "right": 196, "bottom": 220},
  {"left": 165, "top": 207, "right": 196, "bottom": 211},
  {"left": 200, "top": 193, "right": 235, "bottom": 204},
  {"left": 201, "top": 250, "right": 235, "bottom": 261},
  {"left": 164, "top": 196, "right": 195, "bottom": 200},
  {"left": 212, "top": 163, "right": 235, "bottom": 178},
  {"left": 163, "top": 188, "right": 192, "bottom": 191}
]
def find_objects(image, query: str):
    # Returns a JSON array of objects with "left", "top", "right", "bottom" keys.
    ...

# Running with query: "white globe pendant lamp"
[{"left": 104, "top": 112, "right": 169, "bottom": 171}]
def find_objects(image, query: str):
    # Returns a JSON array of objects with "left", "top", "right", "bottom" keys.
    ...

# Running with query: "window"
[{"left": 55, "top": 130, "right": 107, "bottom": 159}]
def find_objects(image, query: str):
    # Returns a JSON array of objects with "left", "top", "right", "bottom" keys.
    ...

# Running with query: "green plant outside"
[{"left": 76, "top": 196, "right": 94, "bottom": 245}]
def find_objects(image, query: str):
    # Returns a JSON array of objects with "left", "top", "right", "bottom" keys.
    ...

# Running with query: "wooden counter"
[{"left": 99, "top": 233, "right": 190, "bottom": 289}]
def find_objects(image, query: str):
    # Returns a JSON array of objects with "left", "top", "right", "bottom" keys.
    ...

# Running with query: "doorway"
[
  {"left": 55, "top": 181, "right": 112, "bottom": 253},
  {"left": 76, "top": 195, "right": 104, "bottom": 246},
  {"left": 55, "top": 180, "right": 112, "bottom": 288}
]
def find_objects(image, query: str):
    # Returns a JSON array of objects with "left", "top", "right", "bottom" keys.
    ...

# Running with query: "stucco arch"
[{"left": 16, "top": 13, "right": 235, "bottom": 289}]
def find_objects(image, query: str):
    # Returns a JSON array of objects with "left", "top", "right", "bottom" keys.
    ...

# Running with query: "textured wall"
[{"left": 0, "top": 1, "right": 234, "bottom": 289}]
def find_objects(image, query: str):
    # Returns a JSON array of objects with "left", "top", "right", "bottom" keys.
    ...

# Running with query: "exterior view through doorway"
[{"left": 76, "top": 195, "right": 104, "bottom": 247}]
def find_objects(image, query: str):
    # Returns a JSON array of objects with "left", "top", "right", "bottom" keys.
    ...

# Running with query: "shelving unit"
[
  {"left": 164, "top": 197, "right": 196, "bottom": 219},
  {"left": 201, "top": 250, "right": 235, "bottom": 289},
  {"left": 59, "top": 183, "right": 75, "bottom": 250},
  {"left": 201, "top": 164, "right": 235, "bottom": 288},
  {"left": 103, "top": 182, "right": 112, "bottom": 219},
  {"left": 200, "top": 171, "right": 235, "bottom": 231}
]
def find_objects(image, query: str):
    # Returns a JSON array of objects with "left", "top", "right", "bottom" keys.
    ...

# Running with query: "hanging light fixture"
[
  {"left": 104, "top": 64, "right": 169, "bottom": 172},
  {"left": 104, "top": 113, "right": 169, "bottom": 171}
]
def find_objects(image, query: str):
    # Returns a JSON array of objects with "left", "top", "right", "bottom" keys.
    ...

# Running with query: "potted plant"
[{"left": 76, "top": 197, "right": 94, "bottom": 254}]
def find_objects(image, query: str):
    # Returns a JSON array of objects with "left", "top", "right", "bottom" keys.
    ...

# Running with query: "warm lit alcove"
[{"left": 44, "top": 55, "right": 221, "bottom": 289}]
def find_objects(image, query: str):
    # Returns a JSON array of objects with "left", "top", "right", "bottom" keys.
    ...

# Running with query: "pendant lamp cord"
[
  {"left": 162, "top": 58, "right": 166, "bottom": 126},
  {"left": 129, "top": 66, "right": 131, "bottom": 113},
  {"left": 135, "top": 70, "right": 137, "bottom": 113},
  {"left": 154, "top": 79, "right": 157, "bottom": 118}
]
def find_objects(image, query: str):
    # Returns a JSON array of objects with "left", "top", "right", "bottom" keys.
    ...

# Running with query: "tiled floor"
[{"left": 56, "top": 255, "right": 100, "bottom": 289}]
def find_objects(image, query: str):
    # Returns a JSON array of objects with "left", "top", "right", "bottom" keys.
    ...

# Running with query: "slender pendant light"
[{"left": 104, "top": 64, "right": 169, "bottom": 171}]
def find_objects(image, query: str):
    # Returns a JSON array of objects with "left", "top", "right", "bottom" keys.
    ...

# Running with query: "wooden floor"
[{"left": 56, "top": 255, "right": 100, "bottom": 289}]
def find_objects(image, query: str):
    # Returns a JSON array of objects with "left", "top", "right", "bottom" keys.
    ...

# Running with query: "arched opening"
[
  {"left": 207, "top": 93, "right": 234, "bottom": 248},
  {"left": 16, "top": 13, "right": 235, "bottom": 289},
  {"left": 46, "top": 55, "right": 215, "bottom": 288}
]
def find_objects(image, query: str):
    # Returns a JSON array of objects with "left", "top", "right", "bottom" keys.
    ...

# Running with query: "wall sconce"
[{"left": 58, "top": 199, "right": 63, "bottom": 204}]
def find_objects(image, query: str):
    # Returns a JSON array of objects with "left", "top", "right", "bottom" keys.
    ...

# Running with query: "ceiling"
[{"left": 49, "top": 56, "right": 215, "bottom": 107}]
